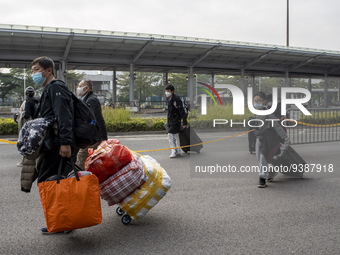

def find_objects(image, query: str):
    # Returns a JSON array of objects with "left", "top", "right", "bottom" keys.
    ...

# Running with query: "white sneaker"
[
  {"left": 169, "top": 153, "right": 177, "bottom": 158},
  {"left": 17, "top": 162, "right": 23, "bottom": 167}
]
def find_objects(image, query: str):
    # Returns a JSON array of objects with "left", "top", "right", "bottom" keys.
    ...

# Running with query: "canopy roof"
[{"left": 1, "top": 24, "right": 340, "bottom": 77}]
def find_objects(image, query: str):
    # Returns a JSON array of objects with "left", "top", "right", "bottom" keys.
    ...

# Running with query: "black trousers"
[{"left": 37, "top": 146, "right": 78, "bottom": 183}]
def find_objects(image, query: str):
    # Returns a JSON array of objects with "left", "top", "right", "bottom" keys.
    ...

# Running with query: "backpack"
[{"left": 72, "top": 94, "right": 101, "bottom": 148}]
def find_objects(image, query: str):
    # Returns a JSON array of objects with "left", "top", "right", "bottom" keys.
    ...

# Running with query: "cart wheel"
[
  {"left": 121, "top": 214, "right": 132, "bottom": 225},
  {"left": 116, "top": 207, "right": 125, "bottom": 216},
  {"left": 197, "top": 151, "right": 200, "bottom": 154}
]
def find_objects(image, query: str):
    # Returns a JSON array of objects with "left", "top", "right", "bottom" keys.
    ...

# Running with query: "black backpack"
[{"left": 72, "top": 94, "right": 101, "bottom": 148}]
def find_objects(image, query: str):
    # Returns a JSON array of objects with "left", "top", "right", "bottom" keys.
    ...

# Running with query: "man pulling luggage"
[{"left": 164, "top": 85, "right": 187, "bottom": 158}]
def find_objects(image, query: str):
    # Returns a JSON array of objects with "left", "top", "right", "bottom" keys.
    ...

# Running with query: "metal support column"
[
  {"left": 56, "top": 65, "right": 61, "bottom": 80},
  {"left": 252, "top": 75, "right": 256, "bottom": 94},
  {"left": 163, "top": 72, "right": 169, "bottom": 109},
  {"left": 211, "top": 73, "right": 215, "bottom": 88},
  {"left": 129, "top": 64, "right": 135, "bottom": 105},
  {"left": 308, "top": 78, "right": 312, "bottom": 107},
  {"left": 57, "top": 61, "right": 67, "bottom": 82},
  {"left": 112, "top": 70, "right": 117, "bottom": 106},
  {"left": 164, "top": 72, "right": 169, "bottom": 86},
  {"left": 286, "top": 0, "right": 290, "bottom": 47},
  {"left": 240, "top": 69, "right": 246, "bottom": 102},
  {"left": 284, "top": 71, "right": 290, "bottom": 87},
  {"left": 324, "top": 73, "right": 329, "bottom": 108},
  {"left": 63, "top": 61, "right": 67, "bottom": 83},
  {"left": 188, "top": 66, "right": 194, "bottom": 106},
  {"left": 23, "top": 68, "right": 26, "bottom": 100}
]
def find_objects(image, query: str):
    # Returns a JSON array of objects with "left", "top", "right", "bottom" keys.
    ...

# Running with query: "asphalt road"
[{"left": 0, "top": 131, "right": 339, "bottom": 255}]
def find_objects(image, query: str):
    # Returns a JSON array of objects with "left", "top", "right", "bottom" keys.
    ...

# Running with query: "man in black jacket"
[
  {"left": 76, "top": 79, "right": 108, "bottom": 168},
  {"left": 165, "top": 84, "right": 187, "bottom": 158},
  {"left": 31, "top": 56, "right": 77, "bottom": 234},
  {"left": 31, "top": 56, "right": 76, "bottom": 180}
]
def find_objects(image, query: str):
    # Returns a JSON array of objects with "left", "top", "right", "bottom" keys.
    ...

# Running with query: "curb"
[
  {"left": 1, "top": 128, "right": 248, "bottom": 139},
  {"left": 110, "top": 127, "right": 248, "bottom": 136}
]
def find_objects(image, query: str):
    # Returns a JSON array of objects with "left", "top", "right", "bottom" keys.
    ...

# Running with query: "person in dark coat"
[
  {"left": 165, "top": 84, "right": 187, "bottom": 158},
  {"left": 17, "top": 86, "right": 39, "bottom": 131},
  {"left": 17, "top": 86, "right": 39, "bottom": 192},
  {"left": 24, "top": 87, "right": 39, "bottom": 118},
  {"left": 253, "top": 92, "right": 290, "bottom": 188},
  {"left": 31, "top": 56, "right": 76, "bottom": 234},
  {"left": 76, "top": 79, "right": 108, "bottom": 168}
]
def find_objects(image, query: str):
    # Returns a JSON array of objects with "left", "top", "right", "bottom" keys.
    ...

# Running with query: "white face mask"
[
  {"left": 165, "top": 91, "right": 172, "bottom": 97},
  {"left": 77, "top": 87, "right": 86, "bottom": 97}
]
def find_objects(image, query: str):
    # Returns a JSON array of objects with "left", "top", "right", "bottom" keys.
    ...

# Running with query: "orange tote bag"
[{"left": 38, "top": 159, "right": 102, "bottom": 233}]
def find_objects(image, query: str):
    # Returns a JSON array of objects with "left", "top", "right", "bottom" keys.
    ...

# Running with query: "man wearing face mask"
[
  {"left": 76, "top": 79, "right": 107, "bottom": 168},
  {"left": 165, "top": 84, "right": 187, "bottom": 158},
  {"left": 31, "top": 56, "right": 76, "bottom": 234}
]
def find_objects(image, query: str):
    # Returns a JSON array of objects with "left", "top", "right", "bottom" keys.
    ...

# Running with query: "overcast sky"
[{"left": 1, "top": 0, "right": 340, "bottom": 51}]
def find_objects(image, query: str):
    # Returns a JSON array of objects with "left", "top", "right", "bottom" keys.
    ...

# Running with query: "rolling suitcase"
[
  {"left": 248, "top": 117, "right": 256, "bottom": 154},
  {"left": 272, "top": 146, "right": 306, "bottom": 178},
  {"left": 248, "top": 130, "right": 256, "bottom": 154},
  {"left": 179, "top": 126, "right": 203, "bottom": 153}
]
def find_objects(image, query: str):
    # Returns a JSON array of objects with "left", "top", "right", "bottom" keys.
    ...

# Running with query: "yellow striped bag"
[{"left": 120, "top": 155, "right": 171, "bottom": 220}]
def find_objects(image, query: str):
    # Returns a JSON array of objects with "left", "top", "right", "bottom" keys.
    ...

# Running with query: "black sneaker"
[
  {"left": 63, "top": 230, "right": 76, "bottom": 234},
  {"left": 41, "top": 227, "right": 76, "bottom": 235},
  {"left": 258, "top": 178, "right": 266, "bottom": 188}
]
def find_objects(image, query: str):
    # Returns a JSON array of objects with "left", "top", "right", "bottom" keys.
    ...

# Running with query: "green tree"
[
  {"left": 215, "top": 75, "right": 240, "bottom": 86},
  {"left": 168, "top": 73, "right": 187, "bottom": 97},
  {"left": 0, "top": 68, "right": 85, "bottom": 103},
  {"left": 117, "top": 72, "right": 163, "bottom": 102},
  {"left": 8, "top": 68, "right": 40, "bottom": 100},
  {"left": 0, "top": 72, "right": 21, "bottom": 102},
  {"left": 66, "top": 71, "right": 85, "bottom": 93}
]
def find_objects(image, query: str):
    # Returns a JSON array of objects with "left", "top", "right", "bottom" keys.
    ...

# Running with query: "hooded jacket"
[
  {"left": 37, "top": 79, "right": 74, "bottom": 147},
  {"left": 83, "top": 91, "right": 108, "bottom": 141},
  {"left": 167, "top": 94, "right": 187, "bottom": 134},
  {"left": 24, "top": 96, "right": 39, "bottom": 120}
]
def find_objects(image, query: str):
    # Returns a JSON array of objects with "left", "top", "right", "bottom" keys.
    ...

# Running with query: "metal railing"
[
  {"left": 287, "top": 108, "right": 340, "bottom": 144},
  {"left": 111, "top": 100, "right": 166, "bottom": 109}
]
